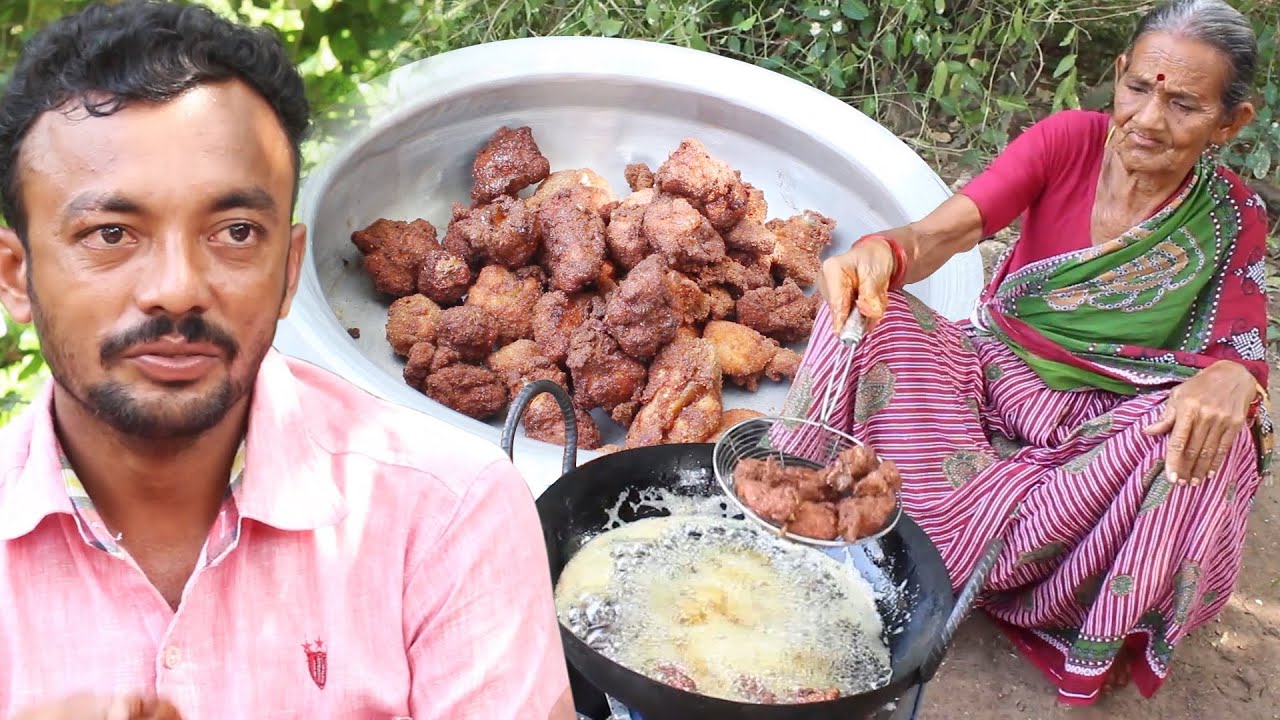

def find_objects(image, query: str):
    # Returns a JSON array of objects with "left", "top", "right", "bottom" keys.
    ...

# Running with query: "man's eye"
[
  {"left": 99, "top": 226, "right": 125, "bottom": 245},
  {"left": 228, "top": 223, "right": 253, "bottom": 243},
  {"left": 216, "top": 222, "right": 260, "bottom": 245}
]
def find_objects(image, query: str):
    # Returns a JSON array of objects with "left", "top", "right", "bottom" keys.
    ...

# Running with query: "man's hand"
[
  {"left": 10, "top": 694, "right": 183, "bottom": 720},
  {"left": 547, "top": 688, "right": 576, "bottom": 720},
  {"left": 1143, "top": 361, "right": 1259, "bottom": 485}
]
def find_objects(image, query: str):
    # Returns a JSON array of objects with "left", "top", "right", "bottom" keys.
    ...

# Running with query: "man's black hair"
[{"left": 0, "top": 0, "right": 311, "bottom": 242}]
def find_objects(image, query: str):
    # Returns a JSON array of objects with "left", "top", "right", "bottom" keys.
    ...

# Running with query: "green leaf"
[
  {"left": 881, "top": 33, "right": 897, "bottom": 62},
  {"left": 1248, "top": 148, "right": 1273, "bottom": 179},
  {"left": 1053, "top": 53, "right": 1077, "bottom": 79},
  {"left": 1060, "top": 26, "right": 1076, "bottom": 47},
  {"left": 310, "top": 0, "right": 334, "bottom": 12},
  {"left": 840, "top": 0, "right": 869, "bottom": 21},
  {"left": 934, "top": 0, "right": 945, "bottom": 14},
  {"left": 598, "top": 18, "right": 624, "bottom": 36},
  {"left": 930, "top": 60, "right": 949, "bottom": 98},
  {"left": 736, "top": 15, "right": 756, "bottom": 31}
]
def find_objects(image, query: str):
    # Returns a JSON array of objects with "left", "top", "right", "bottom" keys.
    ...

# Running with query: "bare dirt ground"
[{"left": 914, "top": 231, "right": 1280, "bottom": 720}]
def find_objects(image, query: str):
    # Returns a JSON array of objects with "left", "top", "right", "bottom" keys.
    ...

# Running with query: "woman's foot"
[{"left": 1101, "top": 647, "right": 1133, "bottom": 693}]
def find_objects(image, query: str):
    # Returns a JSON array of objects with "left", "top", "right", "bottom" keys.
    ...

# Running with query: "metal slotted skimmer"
[{"left": 712, "top": 308, "right": 903, "bottom": 548}]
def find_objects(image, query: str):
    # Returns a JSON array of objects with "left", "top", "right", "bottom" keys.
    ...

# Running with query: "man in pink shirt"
[{"left": 0, "top": 1, "right": 575, "bottom": 718}]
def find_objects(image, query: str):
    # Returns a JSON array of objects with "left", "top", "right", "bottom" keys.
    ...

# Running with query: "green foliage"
[{"left": 0, "top": 0, "right": 1277, "bottom": 408}]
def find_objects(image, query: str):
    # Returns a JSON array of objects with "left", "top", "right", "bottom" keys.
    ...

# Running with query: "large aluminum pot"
[{"left": 274, "top": 36, "right": 985, "bottom": 496}]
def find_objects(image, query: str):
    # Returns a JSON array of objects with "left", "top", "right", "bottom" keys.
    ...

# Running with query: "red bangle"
[{"left": 856, "top": 234, "right": 909, "bottom": 290}]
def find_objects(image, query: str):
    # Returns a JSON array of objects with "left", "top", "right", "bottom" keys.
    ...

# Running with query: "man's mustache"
[{"left": 100, "top": 314, "right": 239, "bottom": 363}]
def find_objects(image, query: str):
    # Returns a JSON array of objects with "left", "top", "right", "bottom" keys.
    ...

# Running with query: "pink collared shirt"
[{"left": 0, "top": 350, "right": 570, "bottom": 719}]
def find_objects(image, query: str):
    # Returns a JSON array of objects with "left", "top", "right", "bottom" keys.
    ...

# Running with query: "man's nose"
[{"left": 133, "top": 234, "right": 214, "bottom": 317}]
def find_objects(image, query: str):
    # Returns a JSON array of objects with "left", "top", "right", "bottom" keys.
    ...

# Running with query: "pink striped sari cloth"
[{"left": 778, "top": 292, "right": 1262, "bottom": 706}]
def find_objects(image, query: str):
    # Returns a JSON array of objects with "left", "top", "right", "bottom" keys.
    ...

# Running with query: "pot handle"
[
  {"left": 500, "top": 379, "right": 579, "bottom": 477},
  {"left": 915, "top": 536, "right": 1004, "bottom": 685}
]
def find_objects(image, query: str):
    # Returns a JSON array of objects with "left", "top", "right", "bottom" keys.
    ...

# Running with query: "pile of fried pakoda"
[
  {"left": 353, "top": 126, "right": 831, "bottom": 450},
  {"left": 735, "top": 446, "right": 901, "bottom": 542}
]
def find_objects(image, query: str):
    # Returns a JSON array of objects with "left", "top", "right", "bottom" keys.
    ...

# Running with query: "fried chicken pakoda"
[
  {"left": 625, "top": 338, "right": 722, "bottom": 448},
  {"left": 487, "top": 340, "right": 602, "bottom": 449},
  {"left": 532, "top": 290, "right": 598, "bottom": 365},
  {"left": 708, "top": 408, "right": 766, "bottom": 442},
  {"left": 643, "top": 194, "right": 725, "bottom": 272},
  {"left": 654, "top": 138, "right": 749, "bottom": 230},
  {"left": 525, "top": 168, "right": 617, "bottom": 219},
  {"left": 421, "top": 362, "right": 509, "bottom": 420},
  {"left": 766, "top": 210, "right": 836, "bottom": 287},
  {"left": 385, "top": 294, "right": 442, "bottom": 357},
  {"left": 358, "top": 126, "right": 853, "bottom": 452},
  {"left": 604, "top": 255, "right": 679, "bottom": 361},
  {"left": 416, "top": 249, "right": 472, "bottom": 305},
  {"left": 565, "top": 318, "right": 648, "bottom": 426},
  {"left": 351, "top": 218, "right": 439, "bottom": 297},
  {"left": 624, "top": 162, "right": 655, "bottom": 191},
  {"left": 605, "top": 189, "right": 656, "bottom": 270},
  {"left": 537, "top": 188, "right": 608, "bottom": 293},
  {"left": 441, "top": 196, "right": 537, "bottom": 269},
  {"left": 732, "top": 447, "right": 899, "bottom": 542},
  {"left": 402, "top": 341, "right": 435, "bottom": 388},
  {"left": 702, "top": 320, "right": 798, "bottom": 391},
  {"left": 735, "top": 280, "right": 821, "bottom": 344},
  {"left": 470, "top": 126, "right": 551, "bottom": 204},
  {"left": 465, "top": 265, "right": 544, "bottom": 343},
  {"left": 436, "top": 305, "right": 500, "bottom": 361}
]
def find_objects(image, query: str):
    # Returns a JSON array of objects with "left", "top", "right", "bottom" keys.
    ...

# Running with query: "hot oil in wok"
[{"left": 554, "top": 514, "right": 892, "bottom": 703}]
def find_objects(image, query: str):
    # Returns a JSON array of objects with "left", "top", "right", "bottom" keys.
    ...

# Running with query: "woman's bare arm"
[{"left": 879, "top": 192, "right": 986, "bottom": 285}]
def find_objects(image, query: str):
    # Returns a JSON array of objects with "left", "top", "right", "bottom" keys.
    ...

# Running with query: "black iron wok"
[{"left": 502, "top": 380, "right": 1002, "bottom": 720}]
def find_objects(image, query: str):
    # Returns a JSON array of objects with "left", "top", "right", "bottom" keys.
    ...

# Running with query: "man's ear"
[
  {"left": 0, "top": 226, "right": 32, "bottom": 323},
  {"left": 278, "top": 222, "right": 307, "bottom": 319}
]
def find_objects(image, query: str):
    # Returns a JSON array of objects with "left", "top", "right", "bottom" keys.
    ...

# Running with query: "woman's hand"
[
  {"left": 1143, "top": 360, "right": 1259, "bottom": 485},
  {"left": 816, "top": 235, "right": 897, "bottom": 336}
]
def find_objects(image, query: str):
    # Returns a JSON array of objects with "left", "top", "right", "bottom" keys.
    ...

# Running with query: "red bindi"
[{"left": 1156, "top": 73, "right": 1166, "bottom": 82}]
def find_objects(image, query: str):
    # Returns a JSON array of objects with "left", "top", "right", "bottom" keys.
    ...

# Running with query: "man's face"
[{"left": 0, "top": 79, "right": 307, "bottom": 439}]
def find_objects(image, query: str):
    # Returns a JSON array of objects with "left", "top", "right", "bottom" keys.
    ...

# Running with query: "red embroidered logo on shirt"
[{"left": 303, "top": 639, "right": 327, "bottom": 689}]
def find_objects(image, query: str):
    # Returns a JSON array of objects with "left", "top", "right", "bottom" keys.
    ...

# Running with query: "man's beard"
[{"left": 35, "top": 303, "right": 257, "bottom": 440}]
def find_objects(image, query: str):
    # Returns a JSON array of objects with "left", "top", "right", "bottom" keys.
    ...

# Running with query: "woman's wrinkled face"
[{"left": 1111, "top": 31, "right": 1254, "bottom": 177}]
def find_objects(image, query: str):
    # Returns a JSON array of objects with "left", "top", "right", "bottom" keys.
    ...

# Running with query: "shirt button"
[{"left": 163, "top": 646, "right": 182, "bottom": 669}]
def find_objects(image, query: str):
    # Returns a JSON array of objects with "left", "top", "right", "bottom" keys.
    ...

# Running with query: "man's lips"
[{"left": 121, "top": 340, "right": 223, "bottom": 383}]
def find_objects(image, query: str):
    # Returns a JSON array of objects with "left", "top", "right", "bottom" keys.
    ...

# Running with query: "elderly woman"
[{"left": 782, "top": 0, "right": 1271, "bottom": 706}]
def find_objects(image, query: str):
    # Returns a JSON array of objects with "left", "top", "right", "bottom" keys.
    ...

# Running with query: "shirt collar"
[{"left": 0, "top": 349, "right": 347, "bottom": 541}]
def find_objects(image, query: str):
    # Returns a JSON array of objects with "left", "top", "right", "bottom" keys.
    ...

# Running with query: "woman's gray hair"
[{"left": 1129, "top": 0, "right": 1259, "bottom": 109}]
